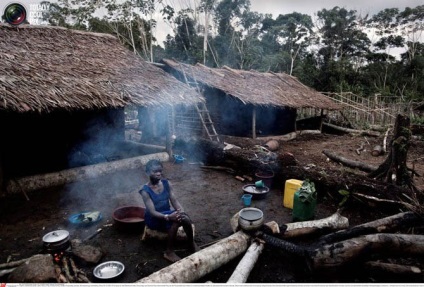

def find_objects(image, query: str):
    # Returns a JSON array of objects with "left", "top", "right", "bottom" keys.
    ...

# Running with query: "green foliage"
[
  {"left": 338, "top": 189, "right": 351, "bottom": 206},
  {"left": 39, "top": 0, "right": 423, "bottom": 101}
]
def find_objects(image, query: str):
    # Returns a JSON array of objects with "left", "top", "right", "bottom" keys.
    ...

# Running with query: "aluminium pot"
[
  {"left": 42, "top": 229, "right": 70, "bottom": 252},
  {"left": 238, "top": 207, "right": 264, "bottom": 232}
]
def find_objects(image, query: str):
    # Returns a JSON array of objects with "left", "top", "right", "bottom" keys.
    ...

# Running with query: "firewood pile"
[
  {"left": 55, "top": 253, "right": 90, "bottom": 283},
  {"left": 0, "top": 252, "right": 91, "bottom": 283},
  {"left": 0, "top": 240, "right": 103, "bottom": 283}
]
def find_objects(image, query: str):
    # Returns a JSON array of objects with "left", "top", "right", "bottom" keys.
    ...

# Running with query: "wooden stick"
[
  {"left": 0, "top": 254, "right": 44, "bottom": 269},
  {"left": 62, "top": 257, "right": 74, "bottom": 282}
]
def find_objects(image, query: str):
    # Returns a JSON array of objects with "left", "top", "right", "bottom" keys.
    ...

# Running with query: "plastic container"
[
  {"left": 255, "top": 171, "right": 274, "bottom": 188},
  {"left": 241, "top": 194, "right": 252, "bottom": 207},
  {"left": 292, "top": 190, "right": 317, "bottom": 222},
  {"left": 283, "top": 179, "right": 303, "bottom": 209}
]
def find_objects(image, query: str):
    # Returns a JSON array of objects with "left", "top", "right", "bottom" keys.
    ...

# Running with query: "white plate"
[{"left": 93, "top": 261, "right": 125, "bottom": 279}]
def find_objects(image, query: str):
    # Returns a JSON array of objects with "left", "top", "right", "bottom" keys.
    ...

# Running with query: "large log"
[
  {"left": 310, "top": 233, "right": 424, "bottom": 270},
  {"left": 4, "top": 152, "right": 169, "bottom": 196},
  {"left": 322, "top": 149, "right": 377, "bottom": 172},
  {"left": 322, "top": 123, "right": 381, "bottom": 137},
  {"left": 227, "top": 241, "right": 265, "bottom": 283},
  {"left": 282, "top": 211, "right": 349, "bottom": 238},
  {"left": 137, "top": 231, "right": 251, "bottom": 283},
  {"left": 260, "top": 232, "right": 424, "bottom": 270},
  {"left": 364, "top": 261, "right": 422, "bottom": 276},
  {"left": 317, "top": 211, "right": 422, "bottom": 245},
  {"left": 174, "top": 138, "right": 417, "bottom": 209}
]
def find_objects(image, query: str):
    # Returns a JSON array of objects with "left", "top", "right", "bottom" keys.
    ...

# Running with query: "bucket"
[
  {"left": 255, "top": 170, "right": 274, "bottom": 188},
  {"left": 241, "top": 194, "right": 252, "bottom": 207}
]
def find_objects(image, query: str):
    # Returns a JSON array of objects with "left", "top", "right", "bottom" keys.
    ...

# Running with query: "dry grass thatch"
[
  {"left": 162, "top": 59, "right": 340, "bottom": 110},
  {"left": 0, "top": 24, "right": 202, "bottom": 113}
]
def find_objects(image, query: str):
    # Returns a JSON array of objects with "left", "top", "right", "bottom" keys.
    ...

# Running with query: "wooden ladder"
[{"left": 179, "top": 64, "right": 220, "bottom": 142}]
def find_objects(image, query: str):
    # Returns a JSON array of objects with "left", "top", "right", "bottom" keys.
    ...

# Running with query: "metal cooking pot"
[
  {"left": 238, "top": 207, "right": 264, "bottom": 231},
  {"left": 42, "top": 230, "right": 70, "bottom": 252}
]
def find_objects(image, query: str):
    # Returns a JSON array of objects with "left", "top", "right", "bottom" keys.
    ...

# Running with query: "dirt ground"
[{"left": 1, "top": 132, "right": 423, "bottom": 283}]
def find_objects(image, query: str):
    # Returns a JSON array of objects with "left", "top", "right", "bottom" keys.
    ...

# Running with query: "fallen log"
[
  {"left": 227, "top": 241, "right": 265, "bottom": 283},
  {"left": 4, "top": 152, "right": 169, "bottom": 196},
  {"left": 282, "top": 211, "right": 349, "bottom": 238},
  {"left": 310, "top": 233, "right": 424, "bottom": 270},
  {"left": 317, "top": 211, "right": 422, "bottom": 245},
  {"left": 322, "top": 123, "right": 380, "bottom": 137},
  {"left": 364, "top": 261, "right": 421, "bottom": 276},
  {"left": 322, "top": 149, "right": 377, "bottom": 172},
  {"left": 137, "top": 231, "right": 251, "bottom": 283},
  {"left": 260, "top": 233, "right": 424, "bottom": 271}
]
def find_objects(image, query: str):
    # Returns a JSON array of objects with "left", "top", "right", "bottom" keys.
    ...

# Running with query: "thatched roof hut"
[
  {"left": 161, "top": 59, "right": 340, "bottom": 110},
  {"left": 161, "top": 59, "right": 340, "bottom": 138},
  {"left": 0, "top": 24, "right": 201, "bottom": 113}
]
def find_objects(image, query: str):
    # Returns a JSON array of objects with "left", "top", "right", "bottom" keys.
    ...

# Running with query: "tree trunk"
[
  {"left": 364, "top": 261, "right": 421, "bottom": 276},
  {"left": 317, "top": 211, "right": 422, "bottom": 245},
  {"left": 261, "top": 233, "right": 424, "bottom": 271},
  {"left": 137, "top": 231, "right": 251, "bottom": 283},
  {"left": 227, "top": 241, "right": 265, "bottom": 283},
  {"left": 282, "top": 211, "right": 349, "bottom": 238},
  {"left": 4, "top": 152, "right": 169, "bottom": 196},
  {"left": 368, "top": 114, "right": 412, "bottom": 187},
  {"left": 310, "top": 233, "right": 424, "bottom": 270},
  {"left": 322, "top": 149, "right": 377, "bottom": 172}
]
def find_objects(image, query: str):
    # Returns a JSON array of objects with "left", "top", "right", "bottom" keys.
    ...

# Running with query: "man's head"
[{"left": 145, "top": 159, "right": 163, "bottom": 173}]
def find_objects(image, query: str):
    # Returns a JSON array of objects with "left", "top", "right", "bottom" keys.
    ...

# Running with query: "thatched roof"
[
  {"left": 0, "top": 24, "right": 201, "bottom": 113},
  {"left": 162, "top": 59, "right": 340, "bottom": 110}
]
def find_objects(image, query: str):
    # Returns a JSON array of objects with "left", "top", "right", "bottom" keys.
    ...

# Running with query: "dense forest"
[{"left": 36, "top": 0, "right": 424, "bottom": 116}]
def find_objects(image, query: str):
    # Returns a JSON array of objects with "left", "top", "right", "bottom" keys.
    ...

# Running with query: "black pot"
[{"left": 42, "top": 230, "right": 70, "bottom": 252}]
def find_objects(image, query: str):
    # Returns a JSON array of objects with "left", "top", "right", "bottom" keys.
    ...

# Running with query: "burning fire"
[{"left": 53, "top": 251, "right": 64, "bottom": 263}]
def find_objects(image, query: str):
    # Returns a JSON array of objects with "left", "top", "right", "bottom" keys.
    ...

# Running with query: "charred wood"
[
  {"left": 317, "top": 211, "right": 422, "bottom": 245},
  {"left": 364, "top": 261, "right": 422, "bottom": 276}
]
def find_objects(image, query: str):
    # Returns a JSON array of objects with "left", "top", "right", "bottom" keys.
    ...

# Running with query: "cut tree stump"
[{"left": 368, "top": 114, "right": 413, "bottom": 187}]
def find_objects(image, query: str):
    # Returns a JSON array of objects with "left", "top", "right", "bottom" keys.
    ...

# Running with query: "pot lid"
[
  {"left": 239, "top": 208, "right": 263, "bottom": 221},
  {"left": 43, "top": 230, "right": 69, "bottom": 243}
]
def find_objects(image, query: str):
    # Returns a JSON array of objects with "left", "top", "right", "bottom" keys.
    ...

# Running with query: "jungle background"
[{"left": 16, "top": 0, "right": 424, "bottom": 120}]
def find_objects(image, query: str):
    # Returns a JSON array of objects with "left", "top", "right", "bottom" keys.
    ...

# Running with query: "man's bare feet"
[{"left": 164, "top": 251, "right": 181, "bottom": 263}]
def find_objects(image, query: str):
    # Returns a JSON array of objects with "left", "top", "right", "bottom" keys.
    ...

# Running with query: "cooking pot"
[
  {"left": 42, "top": 230, "right": 70, "bottom": 252},
  {"left": 238, "top": 207, "right": 264, "bottom": 231}
]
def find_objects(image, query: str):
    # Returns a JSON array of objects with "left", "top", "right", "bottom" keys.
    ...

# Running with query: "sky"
[{"left": 1, "top": 0, "right": 422, "bottom": 44}]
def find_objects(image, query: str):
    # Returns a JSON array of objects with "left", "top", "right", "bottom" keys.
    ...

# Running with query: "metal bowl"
[
  {"left": 93, "top": 261, "right": 125, "bottom": 279},
  {"left": 242, "top": 184, "right": 270, "bottom": 200}
]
